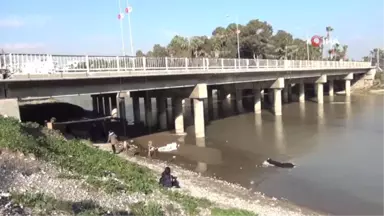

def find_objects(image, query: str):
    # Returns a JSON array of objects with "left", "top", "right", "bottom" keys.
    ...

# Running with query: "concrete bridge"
[{"left": 0, "top": 53, "right": 375, "bottom": 139}]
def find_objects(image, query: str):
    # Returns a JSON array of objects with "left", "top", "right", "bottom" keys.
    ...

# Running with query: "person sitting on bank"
[
  {"left": 159, "top": 167, "right": 180, "bottom": 188},
  {"left": 107, "top": 130, "right": 118, "bottom": 154}
]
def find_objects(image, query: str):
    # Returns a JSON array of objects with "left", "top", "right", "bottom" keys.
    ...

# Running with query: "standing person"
[{"left": 107, "top": 130, "right": 118, "bottom": 154}]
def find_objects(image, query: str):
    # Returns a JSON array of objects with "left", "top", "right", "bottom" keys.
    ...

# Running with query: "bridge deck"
[{"left": 0, "top": 54, "right": 372, "bottom": 80}]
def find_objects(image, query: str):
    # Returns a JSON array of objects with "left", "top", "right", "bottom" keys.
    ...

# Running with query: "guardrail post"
[
  {"left": 143, "top": 57, "right": 146, "bottom": 71},
  {"left": 299, "top": 60, "right": 302, "bottom": 68},
  {"left": 266, "top": 59, "right": 269, "bottom": 68},
  {"left": 234, "top": 59, "right": 237, "bottom": 69},
  {"left": 246, "top": 59, "right": 249, "bottom": 69},
  {"left": 185, "top": 58, "right": 188, "bottom": 70},
  {"left": 165, "top": 57, "right": 168, "bottom": 71},
  {"left": 276, "top": 60, "right": 278, "bottom": 68},
  {"left": 9, "top": 54, "right": 13, "bottom": 72},
  {"left": 203, "top": 58, "right": 206, "bottom": 70},
  {"left": 85, "top": 55, "right": 90, "bottom": 74},
  {"left": 206, "top": 58, "right": 209, "bottom": 70},
  {"left": 221, "top": 58, "right": 224, "bottom": 70},
  {"left": 256, "top": 59, "right": 259, "bottom": 68},
  {"left": 116, "top": 56, "right": 120, "bottom": 72}
]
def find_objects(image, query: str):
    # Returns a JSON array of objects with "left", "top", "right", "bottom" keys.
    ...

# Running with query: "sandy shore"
[{"left": 95, "top": 143, "right": 323, "bottom": 216}]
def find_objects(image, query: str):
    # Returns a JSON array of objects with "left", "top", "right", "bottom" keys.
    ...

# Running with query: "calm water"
[{"left": 58, "top": 93, "right": 384, "bottom": 215}]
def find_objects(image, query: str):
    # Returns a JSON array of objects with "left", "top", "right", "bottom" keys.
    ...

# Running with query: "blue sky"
[{"left": 1, "top": 0, "right": 383, "bottom": 59}]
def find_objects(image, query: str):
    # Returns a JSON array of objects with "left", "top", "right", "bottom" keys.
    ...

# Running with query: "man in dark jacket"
[{"left": 159, "top": 167, "right": 180, "bottom": 188}]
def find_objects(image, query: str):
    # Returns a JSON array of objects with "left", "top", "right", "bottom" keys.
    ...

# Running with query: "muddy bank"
[{"left": 95, "top": 142, "right": 322, "bottom": 216}]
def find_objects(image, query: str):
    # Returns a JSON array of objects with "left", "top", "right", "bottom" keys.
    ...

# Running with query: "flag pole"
[
  {"left": 125, "top": 1, "right": 135, "bottom": 56},
  {"left": 117, "top": 0, "right": 126, "bottom": 56}
]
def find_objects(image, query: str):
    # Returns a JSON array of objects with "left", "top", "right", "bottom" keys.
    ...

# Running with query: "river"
[{"left": 58, "top": 93, "right": 383, "bottom": 215}]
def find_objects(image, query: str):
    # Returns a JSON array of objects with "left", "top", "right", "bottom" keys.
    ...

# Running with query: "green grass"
[
  {"left": 12, "top": 191, "right": 165, "bottom": 216},
  {"left": 0, "top": 116, "right": 157, "bottom": 194},
  {"left": 211, "top": 207, "right": 258, "bottom": 216},
  {"left": 130, "top": 201, "right": 165, "bottom": 216},
  {"left": 163, "top": 190, "right": 212, "bottom": 216},
  {"left": 56, "top": 173, "right": 83, "bottom": 180}
]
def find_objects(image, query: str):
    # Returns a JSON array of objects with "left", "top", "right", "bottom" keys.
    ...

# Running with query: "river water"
[{"left": 58, "top": 93, "right": 383, "bottom": 215}]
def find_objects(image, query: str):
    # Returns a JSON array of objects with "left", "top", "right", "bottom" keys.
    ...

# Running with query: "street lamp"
[{"left": 226, "top": 15, "right": 240, "bottom": 60}]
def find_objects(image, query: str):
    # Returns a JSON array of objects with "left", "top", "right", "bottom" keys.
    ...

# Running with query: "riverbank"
[{"left": 0, "top": 116, "right": 320, "bottom": 216}]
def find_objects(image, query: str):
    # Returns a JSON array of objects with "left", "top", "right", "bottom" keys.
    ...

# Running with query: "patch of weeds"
[
  {"left": 163, "top": 190, "right": 212, "bottom": 216},
  {"left": 130, "top": 201, "right": 164, "bottom": 216},
  {"left": 211, "top": 207, "right": 258, "bottom": 216},
  {"left": 57, "top": 173, "right": 83, "bottom": 180},
  {"left": 164, "top": 203, "right": 181, "bottom": 216},
  {"left": 85, "top": 177, "right": 126, "bottom": 194},
  {"left": 11, "top": 192, "right": 129, "bottom": 216},
  {"left": 0, "top": 116, "right": 157, "bottom": 194}
]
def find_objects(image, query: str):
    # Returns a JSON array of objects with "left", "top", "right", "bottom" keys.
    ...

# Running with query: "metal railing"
[{"left": 0, "top": 53, "right": 372, "bottom": 75}]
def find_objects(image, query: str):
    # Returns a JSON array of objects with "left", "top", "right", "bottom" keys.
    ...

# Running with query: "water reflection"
[
  {"left": 317, "top": 104, "right": 325, "bottom": 127},
  {"left": 254, "top": 114, "right": 262, "bottom": 140},
  {"left": 299, "top": 102, "right": 306, "bottom": 121},
  {"left": 274, "top": 116, "right": 286, "bottom": 154}
]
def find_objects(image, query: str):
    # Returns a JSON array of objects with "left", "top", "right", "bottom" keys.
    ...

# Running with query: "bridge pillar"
[
  {"left": 157, "top": 96, "right": 167, "bottom": 130},
  {"left": 97, "top": 96, "right": 105, "bottom": 115},
  {"left": 144, "top": 95, "right": 152, "bottom": 127},
  {"left": 316, "top": 75, "right": 327, "bottom": 104},
  {"left": 132, "top": 96, "right": 140, "bottom": 124},
  {"left": 299, "top": 81, "right": 305, "bottom": 103},
  {"left": 190, "top": 83, "right": 207, "bottom": 138},
  {"left": 91, "top": 95, "right": 98, "bottom": 114},
  {"left": 207, "top": 87, "right": 214, "bottom": 120},
  {"left": 117, "top": 92, "right": 127, "bottom": 119},
  {"left": 235, "top": 88, "right": 243, "bottom": 113},
  {"left": 283, "top": 87, "right": 289, "bottom": 103},
  {"left": 329, "top": 80, "right": 334, "bottom": 96},
  {"left": 104, "top": 95, "right": 111, "bottom": 116},
  {"left": 344, "top": 73, "right": 353, "bottom": 96},
  {"left": 173, "top": 97, "right": 184, "bottom": 134},
  {"left": 270, "top": 78, "right": 284, "bottom": 116},
  {"left": 253, "top": 86, "right": 261, "bottom": 114}
]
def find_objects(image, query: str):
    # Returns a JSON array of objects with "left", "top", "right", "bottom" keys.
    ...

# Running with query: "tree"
[
  {"left": 141, "top": 18, "right": 323, "bottom": 60},
  {"left": 136, "top": 50, "right": 145, "bottom": 57}
]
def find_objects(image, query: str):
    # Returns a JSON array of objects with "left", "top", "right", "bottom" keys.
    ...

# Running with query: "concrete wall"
[{"left": 0, "top": 98, "right": 21, "bottom": 120}]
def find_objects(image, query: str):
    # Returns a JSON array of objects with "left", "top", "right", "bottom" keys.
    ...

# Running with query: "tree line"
[{"left": 136, "top": 19, "right": 349, "bottom": 61}]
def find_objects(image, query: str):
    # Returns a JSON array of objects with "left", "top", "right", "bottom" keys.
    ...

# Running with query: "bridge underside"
[{"left": 0, "top": 68, "right": 368, "bottom": 98}]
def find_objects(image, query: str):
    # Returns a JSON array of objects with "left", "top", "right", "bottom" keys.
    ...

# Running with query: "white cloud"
[
  {"left": 0, "top": 18, "right": 24, "bottom": 28},
  {"left": 1, "top": 43, "right": 45, "bottom": 52},
  {"left": 0, "top": 15, "right": 50, "bottom": 28}
]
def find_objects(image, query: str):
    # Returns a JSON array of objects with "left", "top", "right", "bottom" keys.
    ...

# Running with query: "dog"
[{"left": 264, "top": 158, "right": 295, "bottom": 168}]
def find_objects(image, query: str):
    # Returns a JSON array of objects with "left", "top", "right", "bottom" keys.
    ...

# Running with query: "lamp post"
[{"left": 226, "top": 15, "right": 241, "bottom": 59}]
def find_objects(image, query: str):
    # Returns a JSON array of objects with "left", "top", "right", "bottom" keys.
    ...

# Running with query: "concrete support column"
[
  {"left": 345, "top": 80, "right": 351, "bottom": 96},
  {"left": 207, "top": 88, "right": 213, "bottom": 120},
  {"left": 283, "top": 88, "right": 289, "bottom": 103},
  {"left": 268, "top": 89, "right": 274, "bottom": 104},
  {"left": 254, "top": 87, "right": 261, "bottom": 114},
  {"left": 316, "top": 74, "right": 327, "bottom": 104},
  {"left": 144, "top": 96, "right": 152, "bottom": 127},
  {"left": 194, "top": 98, "right": 205, "bottom": 138},
  {"left": 329, "top": 80, "right": 334, "bottom": 96},
  {"left": 117, "top": 96, "right": 126, "bottom": 119},
  {"left": 157, "top": 97, "right": 167, "bottom": 130},
  {"left": 317, "top": 83, "right": 324, "bottom": 104},
  {"left": 104, "top": 95, "right": 111, "bottom": 116},
  {"left": 97, "top": 96, "right": 104, "bottom": 115},
  {"left": 91, "top": 95, "right": 98, "bottom": 114},
  {"left": 132, "top": 96, "right": 140, "bottom": 124},
  {"left": 174, "top": 97, "right": 184, "bottom": 134},
  {"left": 273, "top": 89, "right": 283, "bottom": 116},
  {"left": 299, "top": 81, "right": 305, "bottom": 103},
  {"left": 235, "top": 89, "right": 243, "bottom": 112}
]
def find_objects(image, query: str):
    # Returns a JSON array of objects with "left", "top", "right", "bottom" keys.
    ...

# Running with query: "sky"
[{"left": 0, "top": 0, "right": 383, "bottom": 59}]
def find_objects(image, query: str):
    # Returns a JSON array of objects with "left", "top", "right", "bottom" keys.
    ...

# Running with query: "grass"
[
  {"left": 163, "top": 190, "right": 212, "bottom": 216},
  {"left": 57, "top": 173, "right": 83, "bottom": 180},
  {"left": 210, "top": 207, "right": 258, "bottom": 216},
  {"left": 0, "top": 117, "right": 157, "bottom": 194},
  {"left": 12, "top": 192, "right": 165, "bottom": 216}
]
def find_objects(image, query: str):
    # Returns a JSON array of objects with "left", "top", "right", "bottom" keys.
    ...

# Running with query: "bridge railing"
[{"left": 1, "top": 53, "right": 372, "bottom": 75}]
